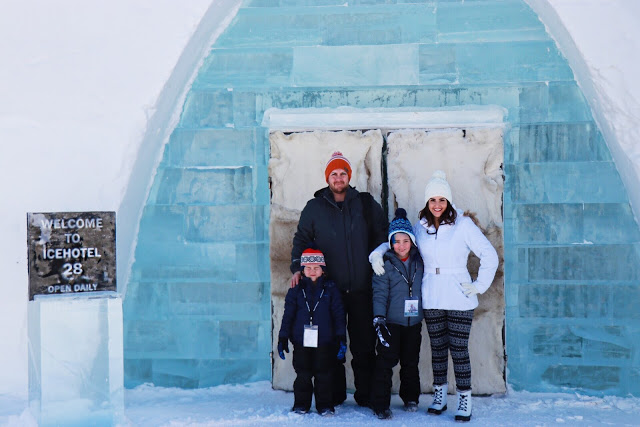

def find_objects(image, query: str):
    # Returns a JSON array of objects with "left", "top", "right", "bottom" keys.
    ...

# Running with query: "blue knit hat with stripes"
[{"left": 388, "top": 208, "right": 416, "bottom": 248}]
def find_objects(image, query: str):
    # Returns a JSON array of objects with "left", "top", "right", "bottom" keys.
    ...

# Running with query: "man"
[{"left": 290, "top": 151, "right": 388, "bottom": 408}]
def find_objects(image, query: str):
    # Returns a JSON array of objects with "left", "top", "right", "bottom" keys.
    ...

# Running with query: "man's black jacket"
[{"left": 291, "top": 186, "right": 388, "bottom": 293}]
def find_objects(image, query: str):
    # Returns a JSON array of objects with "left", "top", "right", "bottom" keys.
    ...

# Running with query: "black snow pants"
[
  {"left": 293, "top": 344, "right": 334, "bottom": 412},
  {"left": 332, "top": 290, "right": 376, "bottom": 407},
  {"left": 371, "top": 322, "right": 422, "bottom": 412}
]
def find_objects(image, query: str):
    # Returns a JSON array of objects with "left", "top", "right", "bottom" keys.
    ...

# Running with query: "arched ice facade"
[{"left": 122, "top": 0, "right": 640, "bottom": 396}]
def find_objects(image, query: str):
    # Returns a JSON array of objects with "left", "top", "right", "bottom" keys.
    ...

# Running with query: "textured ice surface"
[
  {"left": 124, "top": 0, "right": 640, "bottom": 396},
  {"left": 28, "top": 294, "right": 124, "bottom": 426}
]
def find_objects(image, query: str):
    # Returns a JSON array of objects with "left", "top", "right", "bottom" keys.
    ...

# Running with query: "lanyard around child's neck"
[
  {"left": 392, "top": 264, "right": 417, "bottom": 298},
  {"left": 301, "top": 286, "right": 324, "bottom": 325}
]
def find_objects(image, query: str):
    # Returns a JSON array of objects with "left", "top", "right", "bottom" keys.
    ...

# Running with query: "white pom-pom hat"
[{"left": 424, "top": 170, "right": 452, "bottom": 204}]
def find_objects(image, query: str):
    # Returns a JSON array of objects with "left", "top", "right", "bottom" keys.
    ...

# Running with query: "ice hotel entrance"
[{"left": 266, "top": 107, "right": 506, "bottom": 394}]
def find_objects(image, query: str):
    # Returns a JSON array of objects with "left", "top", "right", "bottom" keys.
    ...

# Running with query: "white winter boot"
[
  {"left": 427, "top": 383, "right": 448, "bottom": 415},
  {"left": 454, "top": 389, "right": 472, "bottom": 422}
]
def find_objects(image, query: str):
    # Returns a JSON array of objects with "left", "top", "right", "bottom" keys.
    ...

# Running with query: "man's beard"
[{"left": 329, "top": 182, "right": 347, "bottom": 194}]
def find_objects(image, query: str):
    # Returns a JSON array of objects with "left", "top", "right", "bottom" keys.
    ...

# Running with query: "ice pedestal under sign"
[{"left": 28, "top": 293, "right": 124, "bottom": 426}]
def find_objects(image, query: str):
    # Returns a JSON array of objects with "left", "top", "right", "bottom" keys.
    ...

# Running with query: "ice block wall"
[
  {"left": 124, "top": 0, "right": 640, "bottom": 395},
  {"left": 29, "top": 294, "right": 124, "bottom": 426}
]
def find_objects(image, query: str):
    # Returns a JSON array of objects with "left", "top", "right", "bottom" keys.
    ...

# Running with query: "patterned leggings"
[{"left": 423, "top": 309, "right": 474, "bottom": 391}]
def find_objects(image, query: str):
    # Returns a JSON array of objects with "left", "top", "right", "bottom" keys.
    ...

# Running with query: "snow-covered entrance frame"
[
  {"left": 266, "top": 106, "right": 507, "bottom": 394},
  {"left": 263, "top": 105, "right": 508, "bottom": 132}
]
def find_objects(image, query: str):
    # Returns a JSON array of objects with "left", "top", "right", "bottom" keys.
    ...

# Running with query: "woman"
[{"left": 370, "top": 170, "right": 498, "bottom": 422}]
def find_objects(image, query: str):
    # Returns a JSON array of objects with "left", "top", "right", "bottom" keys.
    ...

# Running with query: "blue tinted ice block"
[{"left": 28, "top": 293, "right": 124, "bottom": 426}]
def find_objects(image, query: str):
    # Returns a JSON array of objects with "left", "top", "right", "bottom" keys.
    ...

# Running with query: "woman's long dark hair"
[{"left": 419, "top": 199, "right": 457, "bottom": 229}]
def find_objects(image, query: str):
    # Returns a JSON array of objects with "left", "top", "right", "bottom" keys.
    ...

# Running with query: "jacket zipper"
[
  {"left": 325, "top": 193, "right": 351, "bottom": 293},
  {"left": 392, "top": 263, "right": 416, "bottom": 327}
]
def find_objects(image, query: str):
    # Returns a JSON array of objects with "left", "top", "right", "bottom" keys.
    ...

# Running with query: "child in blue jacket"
[
  {"left": 278, "top": 247, "right": 347, "bottom": 416},
  {"left": 370, "top": 208, "right": 425, "bottom": 419}
]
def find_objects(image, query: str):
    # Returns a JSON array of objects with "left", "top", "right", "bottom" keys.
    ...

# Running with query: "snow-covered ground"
[{"left": 1, "top": 381, "right": 638, "bottom": 426}]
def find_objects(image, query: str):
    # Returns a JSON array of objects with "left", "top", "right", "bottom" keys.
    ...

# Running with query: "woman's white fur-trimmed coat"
[{"left": 414, "top": 211, "right": 498, "bottom": 311}]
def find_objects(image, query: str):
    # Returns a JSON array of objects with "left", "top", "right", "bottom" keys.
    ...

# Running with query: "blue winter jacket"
[
  {"left": 279, "top": 276, "right": 346, "bottom": 347},
  {"left": 372, "top": 245, "right": 424, "bottom": 327}
]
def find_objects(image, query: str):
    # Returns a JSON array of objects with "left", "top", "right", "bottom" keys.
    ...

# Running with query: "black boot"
[{"left": 374, "top": 408, "right": 392, "bottom": 419}]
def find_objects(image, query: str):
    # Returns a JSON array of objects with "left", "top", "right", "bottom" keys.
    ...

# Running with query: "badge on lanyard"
[
  {"left": 393, "top": 265, "right": 419, "bottom": 317},
  {"left": 304, "top": 324, "right": 319, "bottom": 347},
  {"left": 404, "top": 298, "right": 419, "bottom": 317},
  {"left": 302, "top": 287, "right": 324, "bottom": 348}
]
